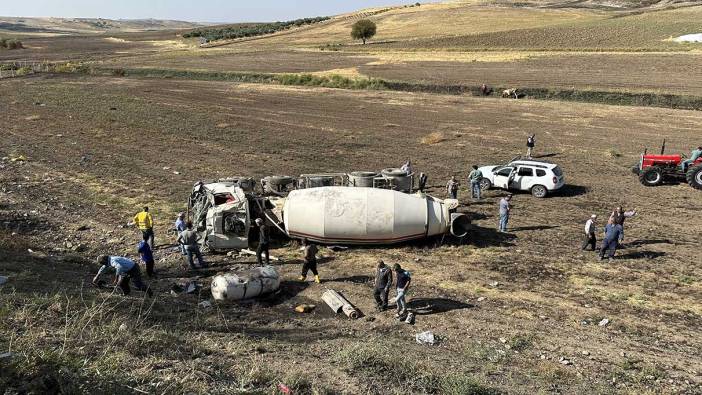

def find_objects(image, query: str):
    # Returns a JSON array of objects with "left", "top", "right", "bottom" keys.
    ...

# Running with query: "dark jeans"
[
  {"left": 257, "top": 242, "right": 270, "bottom": 265},
  {"left": 449, "top": 190, "right": 458, "bottom": 199},
  {"left": 582, "top": 233, "right": 597, "bottom": 251},
  {"left": 117, "top": 265, "right": 151, "bottom": 296},
  {"left": 599, "top": 238, "right": 618, "bottom": 259},
  {"left": 185, "top": 245, "right": 206, "bottom": 269},
  {"left": 302, "top": 257, "right": 318, "bottom": 277},
  {"left": 374, "top": 287, "right": 390, "bottom": 309},
  {"left": 143, "top": 259, "right": 155, "bottom": 277},
  {"left": 141, "top": 228, "right": 155, "bottom": 249}
]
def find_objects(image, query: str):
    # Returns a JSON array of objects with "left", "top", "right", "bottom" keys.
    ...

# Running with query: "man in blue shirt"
[
  {"left": 393, "top": 263, "right": 412, "bottom": 319},
  {"left": 137, "top": 240, "right": 155, "bottom": 277},
  {"left": 93, "top": 255, "right": 152, "bottom": 297},
  {"left": 681, "top": 146, "right": 702, "bottom": 172}
]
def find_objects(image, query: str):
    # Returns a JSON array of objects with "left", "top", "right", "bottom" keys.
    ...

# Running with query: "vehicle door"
[
  {"left": 493, "top": 167, "right": 515, "bottom": 189},
  {"left": 512, "top": 166, "right": 535, "bottom": 190}
]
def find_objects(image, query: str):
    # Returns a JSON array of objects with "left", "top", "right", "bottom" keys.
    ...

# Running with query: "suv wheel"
[
  {"left": 479, "top": 178, "right": 492, "bottom": 190},
  {"left": 686, "top": 164, "right": 702, "bottom": 190},
  {"left": 531, "top": 185, "right": 547, "bottom": 198},
  {"left": 639, "top": 167, "right": 663, "bottom": 187}
]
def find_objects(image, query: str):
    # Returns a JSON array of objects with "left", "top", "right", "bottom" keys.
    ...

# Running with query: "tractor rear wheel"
[
  {"left": 639, "top": 167, "right": 663, "bottom": 187},
  {"left": 686, "top": 164, "right": 702, "bottom": 190}
]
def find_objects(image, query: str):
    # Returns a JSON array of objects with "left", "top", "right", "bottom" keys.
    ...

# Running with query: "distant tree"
[{"left": 351, "top": 19, "right": 377, "bottom": 45}]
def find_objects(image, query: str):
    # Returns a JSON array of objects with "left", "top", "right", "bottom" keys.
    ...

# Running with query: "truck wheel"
[
  {"left": 639, "top": 167, "right": 663, "bottom": 187},
  {"left": 687, "top": 164, "right": 702, "bottom": 190},
  {"left": 531, "top": 185, "right": 547, "bottom": 198},
  {"left": 479, "top": 178, "right": 492, "bottom": 190}
]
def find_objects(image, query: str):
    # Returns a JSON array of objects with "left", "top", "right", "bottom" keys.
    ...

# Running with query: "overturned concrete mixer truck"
[{"left": 188, "top": 170, "right": 470, "bottom": 250}]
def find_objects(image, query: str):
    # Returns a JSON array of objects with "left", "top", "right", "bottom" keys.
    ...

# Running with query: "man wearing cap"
[
  {"left": 93, "top": 255, "right": 152, "bottom": 297},
  {"left": 255, "top": 218, "right": 270, "bottom": 266},
  {"left": 582, "top": 214, "right": 598, "bottom": 251}
]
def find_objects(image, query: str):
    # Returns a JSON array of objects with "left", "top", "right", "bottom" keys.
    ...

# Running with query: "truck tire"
[
  {"left": 687, "top": 164, "right": 702, "bottom": 190},
  {"left": 639, "top": 167, "right": 663, "bottom": 187},
  {"left": 531, "top": 184, "right": 547, "bottom": 198}
]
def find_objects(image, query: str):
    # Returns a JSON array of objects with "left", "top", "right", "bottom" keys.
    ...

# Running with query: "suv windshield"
[{"left": 552, "top": 166, "right": 563, "bottom": 177}]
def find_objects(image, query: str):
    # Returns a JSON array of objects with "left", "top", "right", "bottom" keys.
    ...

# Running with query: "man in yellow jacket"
[{"left": 134, "top": 206, "right": 154, "bottom": 249}]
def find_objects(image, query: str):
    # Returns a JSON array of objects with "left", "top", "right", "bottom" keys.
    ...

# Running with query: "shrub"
[
  {"left": 3, "top": 39, "right": 24, "bottom": 50},
  {"left": 421, "top": 132, "right": 447, "bottom": 145},
  {"left": 351, "top": 19, "right": 377, "bottom": 44},
  {"left": 15, "top": 66, "right": 32, "bottom": 76}
]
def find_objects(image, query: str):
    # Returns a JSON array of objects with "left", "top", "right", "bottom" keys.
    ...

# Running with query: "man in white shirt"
[{"left": 582, "top": 214, "right": 597, "bottom": 251}]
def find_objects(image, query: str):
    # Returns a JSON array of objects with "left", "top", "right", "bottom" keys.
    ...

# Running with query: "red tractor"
[{"left": 632, "top": 140, "right": 702, "bottom": 189}]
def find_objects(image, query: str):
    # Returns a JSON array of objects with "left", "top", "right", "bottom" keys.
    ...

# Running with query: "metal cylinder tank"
[
  {"left": 381, "top": 168, "right": 412, "bottom": 192},
  {"left": 348, "top": 171, "right": 378, "bottom": 188},
  {"left": 283, "top": 187, "right": 451, "bottom": 244}
]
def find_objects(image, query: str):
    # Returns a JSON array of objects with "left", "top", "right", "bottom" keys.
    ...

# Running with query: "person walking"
[
  {"left": 137, "top": 239, "right": 155, "bottom": 277},
  {"left": 498, "top": 194, "right": 512, "bottom": 233},
  {"left": 133, "top": 206, "right": 155, "bottom": 249},
  {"left": 582, "top": 214, "right": 597, "bottom": 251},
  {"left": 174, "top": 212, "right": 187, "bottom": 256},
  {"left": 373, "top": 260, "right": 393, "bottom": 311},
  {"left": 599, "top": 218, "right": 623, "bottom": 262},
  {"left": 255, "top": 218, "right": 270, "bottom": 266},
  {"left": 177, "top": 221, "right": 206, "bottom": 270},
  {"left": 93, "top": 255, "right": 152, "bottom": 297},
  {"left": 446, "top": 176, "right": 460, "bottom": 199},
  {"left": 468, "top": 165, "right": 483, "bottom": 200},
  {"left": 298, "top": 238, "right": 320, "bottom": 283},
  {"left": 393, "top": 264, "right": 411, "bottom": 319},
  {"left": 526, "top": 134, "right": 536, "bottom": 158}
]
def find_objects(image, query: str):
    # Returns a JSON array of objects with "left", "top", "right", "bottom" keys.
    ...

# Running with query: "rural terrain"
[{"left": 1, "top": 0, "right": 701, "bottom": 394}]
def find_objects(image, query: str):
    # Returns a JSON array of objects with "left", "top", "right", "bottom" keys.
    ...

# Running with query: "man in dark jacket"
[
  {"left": 255, "top": 218, "right": 270, "bottom": 266},
  {"left": 373, "top": 260, "right": 393, "bottom": 311},
  {"left": 599, "top": 218, "right": 623, "bottom": 261},
  {"left": 299, "top": 238, "right": 320, "bottom": 283}
]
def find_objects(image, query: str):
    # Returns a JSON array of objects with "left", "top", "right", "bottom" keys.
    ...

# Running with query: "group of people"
[
  {"left": 373, "top": 260, "right": 412, "bottom": 319},
  {"left": 582, "top": 207, "right": 637, "bottom": 261}
]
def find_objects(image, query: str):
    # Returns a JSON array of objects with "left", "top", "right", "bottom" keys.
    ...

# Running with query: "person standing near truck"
[
  {"left": 174, "top": 212, "right": 187, "bottom": 256},
  {"left": 582, "top": 214, "right": 597, "bottom": 251},
  {"left": 177, "top": 221, "right": 206, "bottom": 270},
  {"left": 446, "top": 176, "right": 460, "bottom": 199},
  {"left": 498, "top": 194, "right": 512, "bottom": 233},
  {"left": 373, "top": 260, "right": 393, "bottom": 312},
  {"left": 299, "top": 238, "right": 320, "bottom": 283},
  {"left": 255, "top": 218, "right": 270, "bottom": 266},
  {"left": 133, "top": 206, "right": 155, "bottom": 249},
  {"left": 526, "top": 134, "right": 536, "bottom": 158},
  {"left": 468, "top": 165, "right": 483, "bottom": 200}
]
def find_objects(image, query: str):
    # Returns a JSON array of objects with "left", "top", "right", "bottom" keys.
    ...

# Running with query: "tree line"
[
  {"left": 0, "top": 38, "right": 23, "bottom": 50},
  {"left": 183, "top": 17, "right": 330, "bottom": 42}
]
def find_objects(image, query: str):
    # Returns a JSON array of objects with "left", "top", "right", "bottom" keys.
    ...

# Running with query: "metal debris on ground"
[
  {"left": 404, "top": 312, "right": 416, "bottom": 325},
  {"left": 598, "top": 318, "right": 610, "bottom": 327},
  {"left": 199, "top": 300, "right": 212, "bottom": 309},
  {"left": 416, "top": 331, "right": 437, "bottom": 345},
  {"left": 322, "top": 289, "right": 360, "bottom": 319},
  {"left": 185, "top": 281, "right": 198, "bottom": 294},
  {"left": 295, "top": 304, "right": 316, "bottom": 313}
]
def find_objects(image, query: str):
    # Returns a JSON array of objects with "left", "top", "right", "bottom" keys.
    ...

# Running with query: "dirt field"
[{"left": 1, "top": 74, "right": 701, "bottom": 394}]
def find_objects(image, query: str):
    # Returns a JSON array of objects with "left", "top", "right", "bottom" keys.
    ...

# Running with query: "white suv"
[{"left": 477, "top": 160, "right": 565, "bottom": 198}]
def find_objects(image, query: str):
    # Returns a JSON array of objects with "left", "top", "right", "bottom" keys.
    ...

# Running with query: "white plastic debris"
[
  {"left": 415, "top": 331, "right": 436, "bottom": 345},
  {"left": 598, "top": 318, "right": 610, "bottom": 327}
]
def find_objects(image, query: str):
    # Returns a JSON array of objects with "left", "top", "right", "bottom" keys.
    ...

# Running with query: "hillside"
[{"left": 0, "top": 16, "right": 204, "bottom": 36}]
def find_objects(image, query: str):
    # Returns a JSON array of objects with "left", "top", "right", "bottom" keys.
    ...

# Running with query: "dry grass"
[{"left": 420, "top": 131, "right": 448, "bottom": 145}]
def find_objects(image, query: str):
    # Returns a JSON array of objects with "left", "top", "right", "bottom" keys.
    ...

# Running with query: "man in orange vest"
[{"left": 133, "top": 206, "right": 154, "bottom": 249}]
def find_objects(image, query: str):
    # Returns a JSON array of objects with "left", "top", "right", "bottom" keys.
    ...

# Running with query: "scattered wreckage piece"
[
  {"left": 211, "top": 266, "right": 281, "bottom": 301},
  {"left": 295, "top": 304, "right": 316, "bottom": 313},
  {"left": 284, "top": 187, "right": 469, "bottom": 245},
  {"left": 322, "top": 289, "right": 360, "bottom": 319},
  {"left": 239, "top": 248, "right": 281, "bottom": 262}
]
